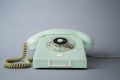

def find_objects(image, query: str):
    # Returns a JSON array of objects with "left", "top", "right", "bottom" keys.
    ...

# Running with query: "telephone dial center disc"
[
  {"left": 53, "top": 37, "right": 67, "bottom": 44},
  {"left": 46, "top": 37, "right": 75, "bottom": 52}
]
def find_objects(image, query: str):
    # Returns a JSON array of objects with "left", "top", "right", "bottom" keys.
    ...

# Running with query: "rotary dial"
[{"left": 46, "top": 37, "right": 75, "bottom": 52}]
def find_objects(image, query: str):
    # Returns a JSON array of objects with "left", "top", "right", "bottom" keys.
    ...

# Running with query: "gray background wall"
[{"left": 0, "top": 0, "right": 120, "bottom": 80}]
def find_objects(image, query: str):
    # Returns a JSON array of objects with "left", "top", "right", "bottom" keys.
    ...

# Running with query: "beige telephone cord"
[
  {"left": 3, "top": 43, "right": 120, "bottom": 68},
  {"left": 3, "top": 43, "right": 33, "bottom": 68}
]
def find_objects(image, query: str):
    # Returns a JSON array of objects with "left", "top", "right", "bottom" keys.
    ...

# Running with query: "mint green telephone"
[{"left": 3, "top": 29, "right": 94, "bottom": 69}]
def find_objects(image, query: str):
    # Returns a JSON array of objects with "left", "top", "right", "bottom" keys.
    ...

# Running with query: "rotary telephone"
[{"left": 3, "top": 29, "right": 94, "bottom": 69}]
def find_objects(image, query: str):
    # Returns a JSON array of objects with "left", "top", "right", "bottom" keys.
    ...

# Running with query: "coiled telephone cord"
[
  {"left": 3, "top": 43, "right": 33, "bottom": 68},
  {"left": 3, "top": 43, "right": 120, "bottom": 68}
]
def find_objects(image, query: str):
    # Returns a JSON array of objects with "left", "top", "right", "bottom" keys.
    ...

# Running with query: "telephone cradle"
[{"left": 3, "top": 29, "right": 94, "bottom": 69}]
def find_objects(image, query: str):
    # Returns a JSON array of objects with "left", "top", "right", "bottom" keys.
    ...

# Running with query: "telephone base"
[
  {"left": 33, "top": 60, "right": 87, "bottom": 68},
  {"left": 31, "top": 31, "right": 88, "bottom": 69}
]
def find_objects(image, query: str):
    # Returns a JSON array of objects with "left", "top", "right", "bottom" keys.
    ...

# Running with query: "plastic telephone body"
[{"left": 27, "top": 29, "right": 94, "bottom": 68}]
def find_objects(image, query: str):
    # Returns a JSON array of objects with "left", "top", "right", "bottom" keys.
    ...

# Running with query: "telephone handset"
[{"left": 3, "top": 29, "right": 94, "bottom": 68}]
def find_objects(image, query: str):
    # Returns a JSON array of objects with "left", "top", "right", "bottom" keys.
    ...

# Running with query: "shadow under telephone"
[{"left": 3, "top": 29, "right": 120, "bottom": 69}]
